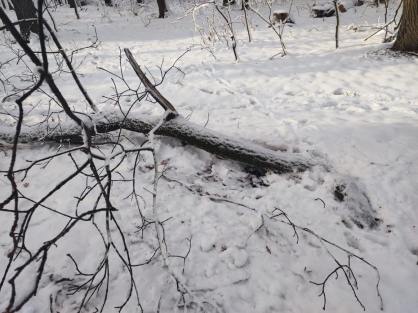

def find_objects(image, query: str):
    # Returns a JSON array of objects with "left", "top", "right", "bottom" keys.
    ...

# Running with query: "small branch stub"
[{"left": 124, "top": 48, "right": 177, "bottom": 112}]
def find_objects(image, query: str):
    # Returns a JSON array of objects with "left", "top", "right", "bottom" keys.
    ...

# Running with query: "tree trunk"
[
  {"left": 1, "top": 0, "right": 12, "bottom": 10},
  {"left": 223, "top": 0, "right": 235, "bottom": 6},
  {"left": 392, "top": 0, "right": 418, "bottom": 52},
  {"left": 68, "top": 0, "right": 80, "bottom": 18},
  {"left": 104, "top": 0, "right": 113, "bottom": 6},
  {"left": 0, "top": 113, "right": 313, "bottom": 174},
  {"left": 10, "top": 0, "right": 38, "bottom": 42},
  {"left": 157, "top": 0, "right": 166, "bottom": 18}
]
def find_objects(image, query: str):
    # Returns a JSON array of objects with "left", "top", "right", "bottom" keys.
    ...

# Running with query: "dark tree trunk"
[
  {"left": 68, "top": 0, "right": 79, "bottom": 18},
  {"left": 104, "top": 0, "right": 113, "bottom": 6},
  {"left": 223, "top": 0, "right": 235, "bottom": 6},
  {"left": 372, "top": 0, "right": 386, "bottom": 6},
  {"left": 1, "top": 0, "right": 13, "bottom": 10},
  {"left": 392, "top": 0, "right": 418, "bottom": 52},
  {"left": 10, "top": 0, "right": 38, "bottom": 42},
  {"left": 241, "top": 0, "right": 249, "bottom": 10},
  {"left": 0, "top": 113, "right": 312, "bottom": 174},
  {"left": 157, "top": 0, "right": 166, "bottom": 18}
]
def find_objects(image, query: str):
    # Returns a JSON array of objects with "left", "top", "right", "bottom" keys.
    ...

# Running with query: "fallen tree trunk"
[{"left": 0, "top": 113, "right": 314, "bottom": 173}]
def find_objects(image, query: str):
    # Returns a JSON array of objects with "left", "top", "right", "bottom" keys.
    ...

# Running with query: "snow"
[
  {"left": 312, "top": 3, "right": 334, "bottom": 11},
  {"left": 272, "top": 9, "right": 295, "bottom": 24},
  {"left": 1, "top": 1, "right": 418, "bottom": 313},
  {"left": 218, "top": 246, "right": 249, "bottom": 268}
]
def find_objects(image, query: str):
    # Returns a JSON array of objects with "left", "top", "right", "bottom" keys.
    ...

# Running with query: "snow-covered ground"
[{"left": 1, "top": 1, "right": 417, "bottom": 312}]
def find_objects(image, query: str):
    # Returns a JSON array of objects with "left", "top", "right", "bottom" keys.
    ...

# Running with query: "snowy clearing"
[{"left": 0, "top": 1, "right": 417, "bottom": 313}]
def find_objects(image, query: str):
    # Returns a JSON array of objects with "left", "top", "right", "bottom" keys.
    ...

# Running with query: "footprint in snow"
[
  {"left": 249, "top": 97, "right": 259, "bottom": 105},
  {"left": 218, "top": 247, "right": 248, "bottom": 269},
  {"left": 200, "top": 88, "right": 214, "bottom": 94},
  {"left": 217, "top": 78, "right": 231, "bottom": 87},
  {"left": 244, "top": 89, "right": 255, "bottom": 96}
]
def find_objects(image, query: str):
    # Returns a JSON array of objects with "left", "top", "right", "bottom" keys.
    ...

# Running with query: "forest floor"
[{"left": 0, "top": 1, "right": 418, "bottom": 312}]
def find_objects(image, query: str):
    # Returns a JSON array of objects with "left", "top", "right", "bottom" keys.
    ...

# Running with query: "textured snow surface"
[{"left": 1, "top": 1, "right": 417, "bottom": 313}]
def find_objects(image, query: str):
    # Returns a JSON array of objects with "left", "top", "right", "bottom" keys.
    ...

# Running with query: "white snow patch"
[{"left": 218, "top": 247, "right": 249, "bottom": 268}]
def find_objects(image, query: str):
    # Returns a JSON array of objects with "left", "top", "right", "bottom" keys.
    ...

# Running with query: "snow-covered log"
[{"left": 0, "top": 113, "right": 314, "bottom": 174}]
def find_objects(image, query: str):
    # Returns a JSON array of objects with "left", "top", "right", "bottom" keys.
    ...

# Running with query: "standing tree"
[
  {"left": 392, "top": 0, "right": 418, "bottom": 52},
  {"left": 68, "top": 0, "right": 80, "bottom": 19},
  {"left": 157, "top": 0, "right": 167, "bottom": 18},
  {"left": 10, "top": 0, "right": 38, "bottom": 42}
]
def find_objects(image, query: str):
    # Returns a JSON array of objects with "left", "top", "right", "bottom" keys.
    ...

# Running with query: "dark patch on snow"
[
  {"left": 341, "top": 219, "right": 352, "bottom": 229},
  {"left": 363, "top": 49, "right": 418, "bottom": 61},
  {"left": 244, "top": 166, "right": 270, "bottom": 188},
  {"left": 244, "top": 166, "right": 267, "bottom": 178},
  {"left": 312, "top": 6, "right": 335, "bottom": 18},
  {"left": 351, "top": 219, "right": 364, "bottom": 229},
  {"left": 334, "top": 184, "right": 346, "bottom": 202},
  {"left": 334, "top": 181, "right": 382, "bottom": 230},
  {"left": 249, "top": 175, "right": 270, "bottom": 188}
]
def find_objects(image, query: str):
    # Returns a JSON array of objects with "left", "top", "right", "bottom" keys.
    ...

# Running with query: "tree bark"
[
  {"left": 157, "top": 0, "right": 167, "bottom": 18},
  {"left": 1, "top": 0, "right": 12, "bottom": 10},
  {"left": 333, "top": 0, "right": 339, "bottom": 49},
  {"left": 392, "top": 0, "right": 418, "bottom": 52},
  {"left": 0, "top": 113, "right": 313, "bottom": 174},
  {"left": 223, "top": 0, "right": 235, "bottom": 6},
  {"left": 68, "top": 0, "right": 80, "bottom": 18},
  {"left": 10, "top": 0, "right": 38, "bottom": 42}
]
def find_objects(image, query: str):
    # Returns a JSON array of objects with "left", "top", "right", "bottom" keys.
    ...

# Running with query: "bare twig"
[
  {"left": 333, "top": 0, "right": 339, "bottom": 49},
  {"left": 124, "top": 48, "right": 177, "bottom": 112}
]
